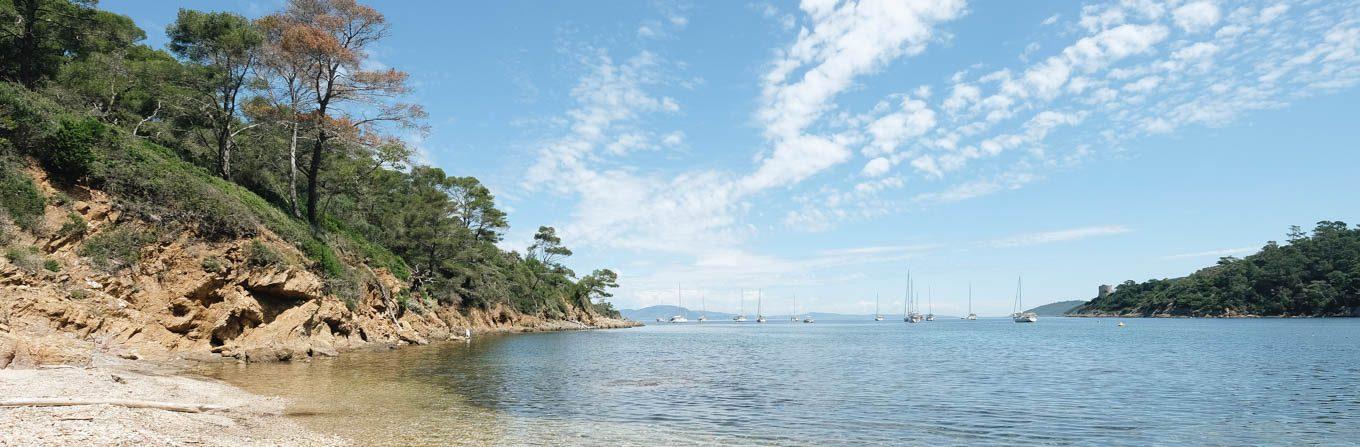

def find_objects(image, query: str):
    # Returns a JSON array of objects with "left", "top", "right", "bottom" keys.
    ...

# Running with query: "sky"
[{"left": 102, "top": 0, "right": 1360, "bottom": 316}]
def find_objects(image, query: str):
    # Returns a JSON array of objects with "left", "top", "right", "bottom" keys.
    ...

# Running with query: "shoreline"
[
  {"left": 0, "top": 355, "right": 345, "bottom": 446},
  {"left": 1064, "top": 313, "right": 1359, "bottom": 318},
  {"left": 0, "top": 318, "right": 640, "bottom": 446}
]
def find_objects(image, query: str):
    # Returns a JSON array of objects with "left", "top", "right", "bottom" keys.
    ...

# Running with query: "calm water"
[{"left": 203, "top": 318, "right": 1360, "bottom": 446}]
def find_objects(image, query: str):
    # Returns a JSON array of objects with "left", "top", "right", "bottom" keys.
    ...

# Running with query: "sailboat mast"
[
  {"left": 876, "top": 292, "right": 880, "bottom": 315},
  {"left": 739, "top": 288, "right": 744, "bottom": 315},
  {"left": 757, "top": 289, "right": 762, "bottom": 316},
  {"left": 928, "top": 285, "right": 933, "bottom": 314},
  {"left": 968, "top": 282, "right": 973, "bottom": 314},
  {"left": 677, "top": 284, "right": 683, "bottom": 316}
]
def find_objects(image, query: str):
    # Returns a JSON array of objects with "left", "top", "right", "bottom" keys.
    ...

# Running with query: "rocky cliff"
[{"left": 1, "top": 167, "right": 635, "bottom": 368}]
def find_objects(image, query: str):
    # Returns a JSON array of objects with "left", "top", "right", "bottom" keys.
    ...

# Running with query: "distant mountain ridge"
[
  {"left": 619, "top": 306, "right": 881, "bottom": 322},
  {"left": 1025, "top": 300, "right": 1088, "bottom": 316}
]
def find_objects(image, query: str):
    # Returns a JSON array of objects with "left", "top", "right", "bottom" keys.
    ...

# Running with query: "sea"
[{"left": 203, "top": 317, "right": 1360, "bottom": 446}]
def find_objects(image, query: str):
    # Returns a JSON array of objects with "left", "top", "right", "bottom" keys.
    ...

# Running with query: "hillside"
[
  {"left": 1072, "top": 222, "right": 1360, "bottom": 317},
  {"left": 1026, "top": 300, "right": 1087, "bottom": 316},
  {"left": 0, "top": 0, "right": 634, "bottom": 366}
]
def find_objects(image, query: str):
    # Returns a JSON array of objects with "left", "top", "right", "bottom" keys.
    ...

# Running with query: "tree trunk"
[
  {"left": 217, "top": 126, "right": 232, "bottom": 179},
  {"left": 288, "top": 121, "right": 300, "bottom": 218},
  {"left": 17, "top": 0, "right": 39, "bottom": 88},
  {"left": 306, "top": 128, "right": 326, "bottom": 229}
]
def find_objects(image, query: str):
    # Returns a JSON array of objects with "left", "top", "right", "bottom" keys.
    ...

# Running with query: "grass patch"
[
  {"left": 4, "top": 245, "right": 43, "bottom": 273},
  {"left": 43, "top": 258, "right": 60, "bottom": 272},
  {"left": 201, "top": 256, "right": 225, "bottom": 274},
  {"left": 79, "top": 225, "right": 153, "bottom": 272},
  {"left": 0, "top": 157, "right": 45, "bottom": 231},
  {"left": 57, "top": 212, "right": 87, "bottom": 239},
  {"left": 245, "top": 239, "right": 285, "bottom": 268}
]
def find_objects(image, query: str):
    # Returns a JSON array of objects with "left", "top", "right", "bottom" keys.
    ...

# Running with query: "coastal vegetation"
[
  {"left": 0, "top": 0, "right": 620, "bottom": 321},
  {"left": 1073, "top": 222, "right": 1360, "bottom": 317}
]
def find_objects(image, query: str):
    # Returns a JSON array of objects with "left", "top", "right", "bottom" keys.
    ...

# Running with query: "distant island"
[
  {"left": 621, "top": 306, "right": 880, "bottom": 322},
  {"left": 1025, "top": 300, "right": 1086, "bottom": 316},
  {"left": 1069, "top": 222, "right": 1360, "bottom": 317}
]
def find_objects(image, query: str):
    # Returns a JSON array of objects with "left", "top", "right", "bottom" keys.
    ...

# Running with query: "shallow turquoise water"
[{"left": 206, "top": 318, "right": 1360, "bottom": 445}]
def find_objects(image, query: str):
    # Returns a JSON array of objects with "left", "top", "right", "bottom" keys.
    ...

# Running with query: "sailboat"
[
  {"left": 733, "top": 288, "right": 748, "bottom": 322},
  {"left": 925, "top": 285, "right": 936, "bottom": 321},
  {"left": 964, "top": 282, "right": 978, "bottom": 320},
  {"left": 698, "top": 293, "right": 708, "bottom": 322},
  {"left": 669, "top": 285, "right": 689, "bottom": 323},
  {"left": 904, "top": 271, "right": 923, "bottom": 323},
  {"left": 756, "top": 289, "right": 767, "bottom": 323},
  {"left": 1011, "top": 277, "right": 1038, "bottom": 323},
  {"left": 790, "top": 292, "right": 800, "bottom": 322},
  {"left": 874, "top": 292, "right": 885, "bottom": 321}
]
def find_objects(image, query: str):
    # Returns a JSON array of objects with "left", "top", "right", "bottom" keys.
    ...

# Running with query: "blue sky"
[{"left": 103, "top": 0, "right": 1360, "bottom": 316}]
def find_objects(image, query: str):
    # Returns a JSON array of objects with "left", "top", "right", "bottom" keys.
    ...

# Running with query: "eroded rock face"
[{"left": 0, "top": 167, "right": 637, "bottom": 367}]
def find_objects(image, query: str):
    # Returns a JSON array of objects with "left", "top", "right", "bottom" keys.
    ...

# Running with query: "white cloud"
[
  {"left": 988, "top": 225, "right": 1131, "bottom": 248},
  {"left": 864, "top": 97, "right": 937, "bottom": 156},
  {"left": 1172, "top": 1, "right": 1221, "bottom": 33},
  {"left": 746, "top": 0, "right": 966, "bottom": 192},
  {"left": 1163, "top": 247, "right": 1255, "bottom": 260},
  {"left": 862, "top": 156, "right": 891, "bottom": 177}
]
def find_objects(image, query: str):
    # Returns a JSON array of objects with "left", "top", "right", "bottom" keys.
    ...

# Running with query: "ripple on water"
[{"left": 204, "top": 319, "right": 1360, "bottom": 446}]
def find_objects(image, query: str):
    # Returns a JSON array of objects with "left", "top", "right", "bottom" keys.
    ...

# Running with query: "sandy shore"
[{"left": 0, "top": 358, "right": 345, "bottom": 446}]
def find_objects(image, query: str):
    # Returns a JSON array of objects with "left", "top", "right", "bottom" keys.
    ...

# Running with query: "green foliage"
[
  {"left": 4, "top": 244, "right": 43, "bottom": 272},
  {"left": 245, "top": 239, "right": 284, "bottom": 268},
  {"left": 0, "top": 1, "right": 619, "bottom": 323},
  {"left": 0, "top": 156, "right": 45, "bottom": 230},
  {"left": 68, "top": 288, "right": 89, "bottom": 300},
  {"left": 43, "top": 258, "right": 59, "bottom": 272},
  {"left": 1079, "top": 221, "right": 1360, "bottom": 316},
  {"left": 79, "top": 225, "right": 151, "bottom": 271},
  {"left": 41, "top": 117, "right": 105, "bottom": 180},
  {"left": 201, "top": 256, "right": 225, "bottom": 274},
  {"left": 57, "top": 211, "right": 86, "bottom": 238}
]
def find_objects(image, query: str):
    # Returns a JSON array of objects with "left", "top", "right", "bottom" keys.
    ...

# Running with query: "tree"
[
  {"left": 578, "top": 268, "right": 619, "bottom": 311},
  {"left": 253, "top": 13, "right": 316, "bottom": 216},
  {"left": 0, "top": 0, "right": 140, "bottom": 88},
  {"left": 263, "top": 0, "right": 424, "bottom": 228},
  {"left": 529, "top": 226, "right": 572, "bottom": 266},
  {"left": 167, "top": 9, "right": 262, "bottom": 179}
]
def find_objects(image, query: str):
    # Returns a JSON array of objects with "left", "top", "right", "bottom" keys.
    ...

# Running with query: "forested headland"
[
  {"left": 1072, "top": 222, "right": 1360, "bottom": 317},
  {"left": 0, "top": 0, "right": 621, "bottom": 329}
]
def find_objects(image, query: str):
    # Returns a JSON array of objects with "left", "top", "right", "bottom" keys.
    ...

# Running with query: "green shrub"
[
  {"left": 0, "top": 160, "right": 46, "bottom": 231},
  {"left": 98, "top": 140, "right": 258, "bottom": 240},
  {"left": 245, "top": 239, "right": 284, "bottom": 268},
  {"left": 68, "top": 289, "right": 89, "bottom": 300},
  {"left": 57, "top": 212, "right": 87, "bottom": 239},
  {"left": 79, "top": 226, "right": 152, "bottom": 271},
  {"left": 4, "top": 245, "right": 42, "bottom": 273},
  {"left": 324, "top": 272, "right": 362, "bottom": 311},
  {"left": 42, "top": 117, "right": 105, "bottom": 180},
  {"left": 43, "top": 258, "right": 60, "bottom": 272},
  {"left": 201, "top": 256, "right": 225, "bottom": 274}
]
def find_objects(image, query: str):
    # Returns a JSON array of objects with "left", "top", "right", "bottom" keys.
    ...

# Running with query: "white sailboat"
[
  {"left": 790, "top": 293, "right": 800, "bottom": 322},
  {"left": 733, "top": 288, "right": 748, "bottom": 322},
  {"left": 669, "top": 284, "right": 688, "bottom": 323},
  {"left": 756, "top": 289, "right": 767, "bottom": 323},
  {"left": 904, "top": 271, "right": 923, "bottom": 323},
  {"left": 698, "top": 293, "right": 708, "bottom": 322},
  {"left": 925, "top": 285, "right": 936, "bottom": 321},
  {"left": 964, "top": 282, "right": 978, "bottom": 320},
  {"left": 874, "top": 292, "right": 884, "bottom": 321},
  {"left": 1011, "top": 277, "right": 1037, "bottom": 323}
]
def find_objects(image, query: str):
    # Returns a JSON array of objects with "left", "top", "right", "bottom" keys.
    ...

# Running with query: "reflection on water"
[{"left": 203, "top": 318, "right": 1360, "bottom": 446}]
